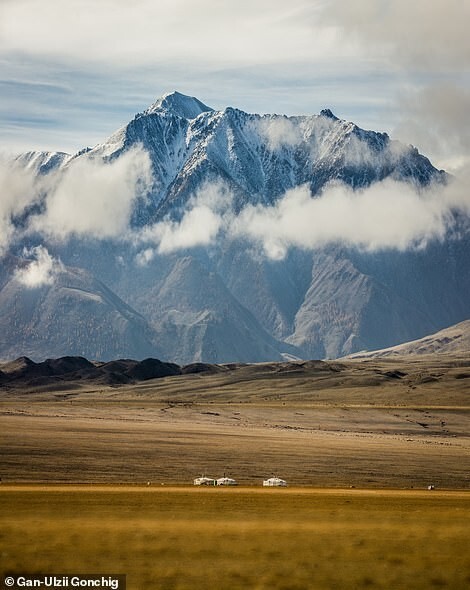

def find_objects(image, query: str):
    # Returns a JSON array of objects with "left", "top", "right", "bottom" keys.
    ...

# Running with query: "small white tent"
[
  {"left": 216, "top": 477, "right": 237, "bottom": 486},
  {"left": 263, "top": 477, "right": 287, "bottom": 487},
  {"left": 194, "top": 476, "right": 216, "bottom": 486}
]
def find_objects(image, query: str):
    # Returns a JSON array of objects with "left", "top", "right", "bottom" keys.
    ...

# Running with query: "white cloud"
[
  {"left": 256, "top": 117, "right": 303, "bottom": 150},
  {"left": 231, "top": 178, "right": 469, "bottom": 259},
  {"left": 157, "top": 206, "right": 222, "bottom": 253},
  {"left": 14, "top": 245, "right": 64, "bottom": 288},
  {"left": 322, "top": 0, "right": 470, "bottom": 72},
  {"left": 138, "top": 181, "right": 232, "bottom": 255},
  {"left": 30, "top": 146, "right": 153, "bottom": 241},
  {"left": 0, "top": 0, "right": 343, "bottom": 67},
  {"left": 135, "top": 174, "right": 470, "bottom": 261},
  {"left": 441, "top": 166, "right": 470, "bottom": 216},
  {"left": 395, "top": 85, "right": 470, "bottom": 171},
  {"left": 135, "top": 248, "right": 155, "bottom": 267},
  {"left": 341, "top": 134, "right": 378, "bottom": 168},
  {"left": 320, "top": 1, "right": 470, "bottom": 170}
]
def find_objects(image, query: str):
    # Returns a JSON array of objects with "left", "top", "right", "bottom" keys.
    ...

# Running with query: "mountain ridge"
[
  {"left": 16, "top": 91, "right": 445, "bottom": 212},
  {"left": 3, "top": 92, "right": 469, "bottom": 363},
  {"left": 347, "top": 319, "right": 470, "bottom": 358},
  {"left": 1, "top": 318, "right": 468, "bottom": 391}
]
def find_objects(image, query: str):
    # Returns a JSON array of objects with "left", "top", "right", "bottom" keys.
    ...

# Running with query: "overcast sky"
[{"left": 1, "top": 0, "right": 469, "bottom": 170}]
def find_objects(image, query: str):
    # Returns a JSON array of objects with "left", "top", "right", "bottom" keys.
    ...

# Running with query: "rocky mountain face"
[
  {"left": 0, "top": 260, "right": 159, "bottom": 361},
  {"left": 2, "top": 92, "right": 469, "bottom": 363}
]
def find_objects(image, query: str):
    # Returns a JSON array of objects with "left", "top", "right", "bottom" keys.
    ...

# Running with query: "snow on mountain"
[
  {"left": 144, "top": 90, "right": 213, "bottom": 119},
  {"left": 1, "top": 92, "right": 468, "bottom": 363},
  {"left": 65, "top": 91, "right": 444, "bottom": 221},
  {"left": 14, "top": 151, "right": 72, "bottom": 174},
  {"left": 348, "top": 319, "right": 470, "bottom": 357}
]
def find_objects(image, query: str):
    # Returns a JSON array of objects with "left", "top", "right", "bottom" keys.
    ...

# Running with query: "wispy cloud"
[
  {"left": 2, "top": 154, "right": 469, "bottom": 268},
  {"left": 395, "top": 85, "right": 470, "bottom": 172},
  {"left": 13, "top": 245, "right": 64, "bottom": 288},
  {"left": 136, "top": 181, "right": 232, "bottom": 262},
  {"left": 321, "top": 0, "right": 470, "bottom": 170},
  {"left": 256, "top": 117, "right": 302, "bottom": 150},
  {"left": 322, "top": 0, "right": 470, "bottom": 72},
  {"left": 0, "top": 1, "right": 342, "bottom": 67}
]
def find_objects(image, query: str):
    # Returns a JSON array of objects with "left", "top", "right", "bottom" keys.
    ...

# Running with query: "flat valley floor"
[
  {"left": 1, "top": 355, "right": 469, "bottom": 588},
  {"left": 0, "top": 355, "right": 469, "bottom": 488}
]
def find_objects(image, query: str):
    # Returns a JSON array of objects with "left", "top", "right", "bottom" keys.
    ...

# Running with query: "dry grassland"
[
  {"left": 1, "top": 486, "right": 469, "bottom": 590},
  {"left": 0, "top": 355, "right": 469, "bottom": 488},
  {"left": 0, "top": 356, "right": 469, "bottom": 588}
]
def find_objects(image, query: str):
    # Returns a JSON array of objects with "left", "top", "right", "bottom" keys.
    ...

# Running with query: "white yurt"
[
  {"left": 216, "top": 477, "right": 237, "bottom": 486},
  {"left": 193, "top": 476, "right": 216, "bottom": 486},
  {"left": 263, "top": 477, "right": 287, "bottom": 487}
]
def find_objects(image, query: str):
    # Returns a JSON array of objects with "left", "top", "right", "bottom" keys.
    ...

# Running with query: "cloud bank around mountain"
[
  {"left": 1, "top": 146, "right": 152, "bottom": 279},
  {"left": 1, "top": 146, "right": 152, "bottom": 250},
  {"left": 2, "top": 150, "right": 469, "bottom": 268},
  {"left": 134, "top": 175, "right": 470, "bottom": 262},
  {"left": 232, "top": 178, "right": 469, "bottom": 259},
  {"left": 29, "top": 147, "right": 152, "bottom": 241}
]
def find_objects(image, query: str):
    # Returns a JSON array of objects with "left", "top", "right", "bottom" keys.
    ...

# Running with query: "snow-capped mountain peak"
[
  {"left": 70, "top": 91, "right": 446, "bottom": 220},
  {"left": 319, "top": 108, "right": 338, "bottom": 120},
  {"left": 144, "top": 91, "right": 213, "bottom": 120},
  {"left": 3, "top": 92, "right": 469, "bottom": 364}
]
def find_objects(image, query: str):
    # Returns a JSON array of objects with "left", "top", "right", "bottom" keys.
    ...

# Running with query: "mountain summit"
[
  {"left": 74, "top": 91, "right": 445, "bottom": 221},
  {"left": 4, "top": 93, "right": 469, "bottom": 363},
  {"left": 144, "top": 91, "right": 213, "bottom": 119}
]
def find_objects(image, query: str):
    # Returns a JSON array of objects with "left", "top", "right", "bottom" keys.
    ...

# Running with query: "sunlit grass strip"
[{"left": 1, "top": 487, "right": 469, "bottom": 590}]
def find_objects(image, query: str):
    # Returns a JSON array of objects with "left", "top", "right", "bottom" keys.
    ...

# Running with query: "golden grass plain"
[
  {"left": 0, "top": 355, "right": 469, "bottom": 588},
  {"left": 1, "top": 486, "right": 469, "bottom": 590}
]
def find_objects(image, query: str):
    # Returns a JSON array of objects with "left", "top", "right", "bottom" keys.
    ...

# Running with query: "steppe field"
[
  {"left": 1, "top": 355, "right": 469, "bottom": 588},
  {"left": 1, "top": 486, "right": 469, "bottom": 590}
]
